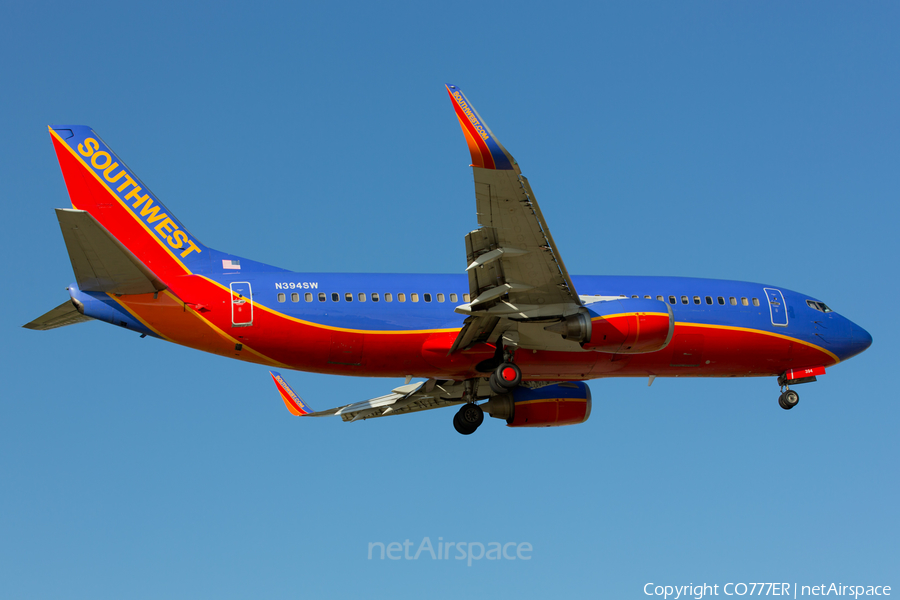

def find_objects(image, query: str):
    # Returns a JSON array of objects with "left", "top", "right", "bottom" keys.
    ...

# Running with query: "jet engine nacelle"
[
  {"left": 580, "top": 298, "right": 674, "bottom": 354},
  {"left": 480, "top": 382, "right": 592, "bottom": 428}
]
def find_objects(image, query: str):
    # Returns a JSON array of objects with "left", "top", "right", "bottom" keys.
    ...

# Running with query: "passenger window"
[
  {"left": 332, "top": 292, "right": 339, "bottom": 302},
  {"left": 305, "top": 293, "right": 312, "bottom": 302},
  {"left": 681, "top": 296, "right": 689, "bottom": 304},
  {"left": 463, "top": 294, "right": 471, "bottom": 302},
  {"left": 632, "top": 295, "right": 638, "bottom": 299},
  {"left": 450, "top": 293, "right": 458, "bottom": 302},
  {"left": 385, "top": 293, "right": 393, "bottom": 302},
  {"left": 423, "top": 293, "right": 431, "bottom": 302},
  {"left": 741, "top": 297, "right": 749, "bottom": 306},
  {"left": 277, "top": 293, "right": 286, "bottom": 302},
  {"left": 717, "top": 296, "right": 725, "bottom": 305},
  {"left": 752, "top": 297, "right": 760, "bottom": 307},
  {"left": 705, "top": 296, "right": 712, "bottom": 305},
  {"left": 657, "top": 295, "right": 663, "bottom": 301},
  {"left": 291, "top": 292, "right": 299, "bottom": 302},
  {"left": 358, "top": 292, "right": 366, "bottom": 302},
  {"left": 345, "top": 293, "right": 353, "bottom": 302},
  {"left": 411, "top": 293, "right": 419, "bottom": 302},
  {"left": 729, "top": 297, "right": 737, "bottom": 306},
  {"left": 437, "top": 293, "right": 445, "bottom": 302},
  {"left": 372, "top": 293, "right": 380, "bottom": 302},
  {"left": 398, "top": 293, "right": 406, "bottom": 302},
  {"left": 693, "top": 296, "right": 701, "bottom": 305},
  {"left": 669, "top": 296, "right": 676, "bottom": 304},
  {"left": 318, "top": 292, "right": 326, "bottom": 302}
]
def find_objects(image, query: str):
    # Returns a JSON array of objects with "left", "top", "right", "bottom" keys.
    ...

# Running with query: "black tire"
[
  {"left": 782, "top": 389, "right": 799, "bottom": 408},
  {"left": 489, "top": 372, "right": 507, "bottom": 395},
  {"left": 453, "top": 411, "right": 474, "bottom": 435},
  {"left": 458, "top": 403, "right": 484, "bottom": 428},
  {"left": 493, "top": 363, "right": 522, "bottom": 390}
]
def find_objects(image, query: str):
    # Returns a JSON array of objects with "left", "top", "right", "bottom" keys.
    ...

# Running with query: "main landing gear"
[
  {"left": 453, "top": 402, "right": 484, "bottom": 435},
  {"left": 453, "top": 351, "right": 522, "bottom": 435},
  {"left": 489, "top": 362, "right": 521, "bottom": 395}
]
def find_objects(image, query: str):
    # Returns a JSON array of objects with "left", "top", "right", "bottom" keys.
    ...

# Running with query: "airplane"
[{"left": 25, "top": 84, "right": 872, "bottom": 435}]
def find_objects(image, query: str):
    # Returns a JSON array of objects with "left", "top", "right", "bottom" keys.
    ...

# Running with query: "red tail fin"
[{"left": 49, "top": 126, "right": 209, "bottom": 280}]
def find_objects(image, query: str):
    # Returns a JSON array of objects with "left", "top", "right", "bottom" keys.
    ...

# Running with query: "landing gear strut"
[
  {"left": 778, "top": 389, "right": 799, "bottom": 410},
  {"left": 453, "top": 402, "right": 484, "bottom": 435}
]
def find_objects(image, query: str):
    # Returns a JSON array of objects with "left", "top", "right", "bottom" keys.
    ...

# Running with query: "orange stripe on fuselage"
[{"left": 110, "top": 289, "right": 289, "bottom": 368}]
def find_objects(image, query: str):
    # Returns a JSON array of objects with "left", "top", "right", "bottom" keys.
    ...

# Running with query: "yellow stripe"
[
  {"left": 48, "top": 127, "right": 192, "bottom": 275},
  {"left": 167, "top": 290, "right": 290, "bottom": 367},
  {"left": 591, "top": 312, "right": 669, "bottom": 321},
  {"left": 674, "top": 321, "right": 840, "bottom": 364},
  {"left": 106, "top": 292, "right": 175, "bottom": 343},
  {"left": 108, "top": 290, "right": 290, "bottom": 368},
  {"left": 589, "top": 309, "right": 839, "bottom": 364}
]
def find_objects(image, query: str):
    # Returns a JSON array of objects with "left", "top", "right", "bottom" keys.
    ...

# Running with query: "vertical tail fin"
[{"left": 48, "top": 126, "right": 210, "bottom": 279}]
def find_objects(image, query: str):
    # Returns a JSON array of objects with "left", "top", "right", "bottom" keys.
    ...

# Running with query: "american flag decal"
[{"left": 222, "top": 259, "right": 241, "bottom": 270}]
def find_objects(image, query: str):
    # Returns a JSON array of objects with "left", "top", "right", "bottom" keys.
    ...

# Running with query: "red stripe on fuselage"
[{"left": 109, "top": 278, "right": 840, "bottom": 381}]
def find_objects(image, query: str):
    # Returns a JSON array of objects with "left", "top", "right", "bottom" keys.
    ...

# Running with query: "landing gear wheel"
[
  {"left": 453, "top": 403, "right": 484, "bottom": 435},
  {"left": 778, "top": 389, "right": 799, "bottom": 410},
  {"left": 489, "top": 362, "right": 522, "bottom": 394}
]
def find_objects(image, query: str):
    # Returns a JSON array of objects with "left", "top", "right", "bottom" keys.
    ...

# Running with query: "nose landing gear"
[{"left": 778, "top": 389, "right": 799, "bottom": 410}]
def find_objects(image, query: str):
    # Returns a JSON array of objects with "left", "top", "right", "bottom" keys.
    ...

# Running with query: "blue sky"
[{"left": 2, "top": 2, "right": 898, "bottom": 598}]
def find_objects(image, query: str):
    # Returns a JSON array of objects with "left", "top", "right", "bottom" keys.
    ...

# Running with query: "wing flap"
[{"left": 56, "top": 208, "right": 166, "bottom": 295}]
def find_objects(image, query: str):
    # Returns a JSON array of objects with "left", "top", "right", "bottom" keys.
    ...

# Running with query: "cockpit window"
[{"left": 806, "top": 299, "right": 833, "bottom": 313}]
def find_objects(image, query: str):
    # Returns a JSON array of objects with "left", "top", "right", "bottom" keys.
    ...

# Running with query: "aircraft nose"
[{"left": 842, "top": 321, "right": 873, "bottom": 360}]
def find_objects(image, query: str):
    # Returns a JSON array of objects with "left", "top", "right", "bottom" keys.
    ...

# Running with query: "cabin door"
[
  {"left": 763, "top": 287, "right": 788, "bottom": 327},
  {"left": 230, "top": 282, "right": 254, "bottom": 327}
]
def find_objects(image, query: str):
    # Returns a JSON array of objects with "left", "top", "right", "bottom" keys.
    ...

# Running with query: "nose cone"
[{"left": 841, "top": 321, "right": 873, "bottom": 361}]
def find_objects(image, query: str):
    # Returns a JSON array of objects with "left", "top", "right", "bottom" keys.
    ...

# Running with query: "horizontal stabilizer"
[
  {"left": 56, "top": 208, "right": 165, "bottom": 295},
  {"left": 23, "top": 299, "right": 92, "bottom": 330}
]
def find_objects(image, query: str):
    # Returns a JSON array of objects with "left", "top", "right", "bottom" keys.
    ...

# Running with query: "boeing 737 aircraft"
[{"left": 26, "top": 85, "right": 872, "bottom": 434}]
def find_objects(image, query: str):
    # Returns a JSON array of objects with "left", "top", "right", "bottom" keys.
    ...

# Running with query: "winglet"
[
  {"left": 445, "top": 84, "right": 515, "bottom": 170},
  {"left": 270, "top": 371, "right": 313, "bottom": 416}
]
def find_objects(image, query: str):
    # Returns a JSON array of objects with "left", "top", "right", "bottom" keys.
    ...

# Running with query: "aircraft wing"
[
  {"left": 270, "top": 372, "right": 468, "bottom": 422},
  {"left": 445, "top": 85, "right": 584, "bottom": 353}
]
